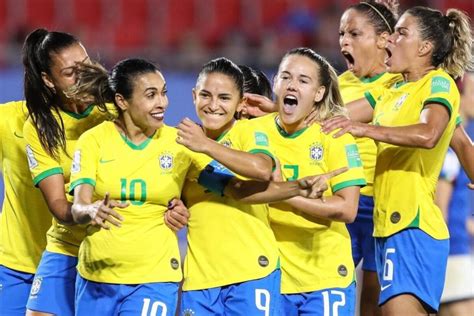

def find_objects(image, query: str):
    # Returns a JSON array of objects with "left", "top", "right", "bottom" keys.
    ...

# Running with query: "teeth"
[
  {"left": 285, "top": 95, "right": 297, "bottom": 100},
  {"left": 151, "top": 113, "right": 164, "bottom": 119}
]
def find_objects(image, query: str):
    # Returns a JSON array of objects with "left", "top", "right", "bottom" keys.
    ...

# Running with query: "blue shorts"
[
  {"left": 75, "top": 274, "right": 179, "bottom": 315},
  {"left": 375, "top": 228, "right": 449, "bottom": 313},
  {"left": 181, "top": 269, "right": 281, "bottom": 315},
  {"left": 0, "top": 265, "right": 35, "bottom": 316},
  {"left": 346, "top": 195, "right": 376, "bottom": 271},
  {"left": 26, "top": 251, "right": 77, "bottom": 316},
  {"left": 281, "top": 282, "right": 356, "bottom": 316}
]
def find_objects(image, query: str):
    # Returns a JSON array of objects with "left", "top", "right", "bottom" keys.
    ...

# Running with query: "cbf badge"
[
  {"left": 159, "top": 152, "right": 174, "bottom": 172},
  {"left": 310, "top": 142, "right": 324, "bottom": 162},
  {"left": 30, "top": 277, "right": 43, "bottom": 297}
]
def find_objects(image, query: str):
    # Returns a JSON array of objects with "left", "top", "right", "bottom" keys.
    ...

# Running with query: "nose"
[
  {"left": 287, "top": 79, "right": 296, "bottom": 91},
  {"left": 387, "top": 33, "right": 396, "bottom": 44},
  {"left": 158, "top": 94, "right": 168, "bottom": 109},
  {"left": 208, "top": 97, "right": 219, "bottom": 111},
  {"left": 340, "top": 33, "right": 349, "bottom": 46}
]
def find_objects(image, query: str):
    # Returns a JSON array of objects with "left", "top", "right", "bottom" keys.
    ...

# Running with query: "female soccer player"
[
  {"left": 21, "top": 29, "right": 114, "bottom": 316},
  {"left": 322, "top": 6, "right": 473, "bottom": 315},
  {"left": 338, "top": 2, "right": 399, "bottom": 314},
  {"left": 0, "top": 100, "right": 51, "bottom": 316},
  {"left": 179, "top": 48, "right": 366, "bottom": 315},
  {"left": 68, "top": 58, "right": 330, "bottom": 315}
]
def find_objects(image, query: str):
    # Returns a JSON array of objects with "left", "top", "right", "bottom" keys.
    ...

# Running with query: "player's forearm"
[
  {"left": 362, "top": 123, "right": 444, "bottom": 149},
  {"left": 450, "top": 126, "right": 474, "bottom": 183},
  {"left": 47, "top": 199, "right": 75, "bottom": 225},
  {"left": 225, "top": 179, "right": 301, "bottom": 203},
  {"left": 282, "top": 194, "right": 359, "bottom": 223},
  {"left": 203, "top": 141, "right": 273, "bottom": 181}
]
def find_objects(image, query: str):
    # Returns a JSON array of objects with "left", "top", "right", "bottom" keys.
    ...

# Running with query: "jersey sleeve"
[
  {"left": 326, "top": 132, "right": 366, "bottom": 192},
  {"left": 69, "top": 130, "right": 100, "bottom": 193},
  {"left": 23, "top": 119, "right": 63, "bottom": 186},
  {"left": 229, "top": 120, "right": 275, "bottom": 161},
  {"left": 422, "top": 74, "right": 457, "bottom": 118}
]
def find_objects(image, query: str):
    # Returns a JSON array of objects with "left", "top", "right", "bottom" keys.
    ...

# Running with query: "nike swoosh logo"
[
  {"left": 14, "top": 131, "right": 24, "bottom": 138},
  {"left": 99, "top": 158, "right": 115, "bottom": 164},
  {"left": 381, "top": 284, "right": 392, "bottom": 291}
]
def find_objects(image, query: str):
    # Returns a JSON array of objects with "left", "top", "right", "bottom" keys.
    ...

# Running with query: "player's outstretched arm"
[{"left": 177, "top": 118, "right": 273, "bottom": 181}]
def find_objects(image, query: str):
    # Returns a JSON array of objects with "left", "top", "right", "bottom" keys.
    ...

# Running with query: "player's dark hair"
[
  {"left": 349, "top": 1, "right": 398, "bottom": 35},
  {"left": 406, "top": 6, "right": 473, "bottom": 78},
  {"left": 23, "top": 28, "right": 79, "bottom": 159},
  {"left": 282, "top": 47, "right": 346, "bottom": 121},
  {"left": 69, "top": 58, "right": 160, "bottom": 113},
  {"left": 197, "top": 57, "right": 244, "bottom": 98}
]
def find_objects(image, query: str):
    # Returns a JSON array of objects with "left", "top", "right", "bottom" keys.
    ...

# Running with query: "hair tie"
[{"left": 361, "top": 2, "right": 393, "bottom": 33}]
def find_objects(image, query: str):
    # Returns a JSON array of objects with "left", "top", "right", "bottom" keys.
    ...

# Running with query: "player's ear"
[{"left": 114, "top": 93, "right": 128, "bottom": 111}]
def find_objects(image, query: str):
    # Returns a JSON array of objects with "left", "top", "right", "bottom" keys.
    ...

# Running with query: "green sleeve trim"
[
  {"left": 69, "top": 178, "right": 96, "bottom": 195},
  {"left": 364, "top": 92, "right": 376, "bottom": 109},
  {"left": 33, "top": 167, "right": 63, "bottom": 186},
  {"left": 332, "top": 178, "right": 366, "bottom": 193},
  {"left": 423, "top": 97, "right": 452, "bottom": 118},
  {"left": 249, "top": 148, "right": 276, "bottom": 171},
  {"left": 455, "top": 115, "right": 463, "bottom": 126}
]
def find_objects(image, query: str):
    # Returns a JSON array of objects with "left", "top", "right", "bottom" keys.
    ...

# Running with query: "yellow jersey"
[
  {"left": 0, "top": 101, "right": 51, "bottom": 273},
  {"left": 366, "top": 68, "right": 459, "bottom": 239},
  {"left": 254, "top": 113, "right": 366, "bottom": 293},
  {"left": 69, "top": 121, "right": 203, "bottom": 284},
  {"left": 182, "top": 119, "right": 279, "bottom": 291},
  {"left": 339, "top": 71, "right": 402, "bottom": 196},
  {"left": 23, "top": 105, "right": 113, "bottom": 257}
]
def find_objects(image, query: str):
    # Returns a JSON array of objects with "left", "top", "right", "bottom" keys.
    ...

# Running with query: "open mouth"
[
  {"left": 203, "top": 111, "right": 224, "bottom": 116},
  {"left": 342, "top": 51, "right": 355, "bottom": 70},
  {"left": 384, "top": 47, "right": 393, "bottom": 66},
  {"left": 284, "top": 95, "right": 298, "bottom": 107}
]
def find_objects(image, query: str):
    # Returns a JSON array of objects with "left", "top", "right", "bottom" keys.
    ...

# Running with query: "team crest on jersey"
[
  {"left": 71, "top": 150, "right": 81, "bottom": 174},
  {"left": 30, "top": 277, "right": 43, "bottom": 297},
  {"left": 392, "top": 93, "right": 408, "bottom": 111},
  {"left": 26, "top": 144, "right": 38, "bottom": 169},
  {"left": 159, "top": 151, "right": 174, "bottom": 172},
  {"left": 309, "top": 142, "right": 324, "bottom": 162}
]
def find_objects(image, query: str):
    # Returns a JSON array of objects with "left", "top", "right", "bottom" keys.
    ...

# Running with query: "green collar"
[
  {"left": 275, "top": 116, "right": 308, "bottom": 138},
  {"left": 119, "top": 130, "right": 156, "bottom": 150},
  {"left": 63, "top": 104, "right": 95, "bottom": 119}
]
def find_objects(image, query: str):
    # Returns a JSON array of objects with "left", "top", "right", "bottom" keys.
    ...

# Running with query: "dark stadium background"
[{"left": 0, "top": 0, "right": 472, "bottom": 244}]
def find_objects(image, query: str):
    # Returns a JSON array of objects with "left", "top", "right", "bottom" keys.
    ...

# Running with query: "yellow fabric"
[
  {"left": 23, "top": 105, "right": 113, "bottom": 257},
  {"left": 339, "top": 71, "right": 402, "bottom": 196},
  {"left": 254, "top": 113, "right": 365, "bottom": 293},
  {"left": 182, "top": 119, "right": 279, "bottom": 291},
  {"left": 69, "top": 121, "right": 203, "bottom": 284},
  {"left": 0, "top": 101, "right": 51, "bottom": 273},
  {"left": 368, "top": 68, "right": 459, "bottom": 239}
]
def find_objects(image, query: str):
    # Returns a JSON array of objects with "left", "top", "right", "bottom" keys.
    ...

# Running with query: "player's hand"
[
  {"left": 298, "top": 167, "right": 349, "bottom": 200},
  {"left": 304, "top": 107, "right": 319, "bottom": 126},
  {"left": 321, "top": 115, "right": 367, "bottom": 138},
  {"left": 176, "top": 118, "right": 210, "bottom": 152},
  {"left": 244, "top": 93, "right": 277, "bottom": 116},
  {"left": 90, "top": 192, "right": 127, "bottom": 230},
  {"left": 164, "top": 198, "right": 189, "bottom": 232},
  {"left": 468, "top": 183, "right": 474, "bottom": 190}
]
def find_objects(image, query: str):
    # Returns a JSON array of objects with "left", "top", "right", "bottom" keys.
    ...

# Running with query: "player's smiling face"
[
  {"left": 193, "top": 72, "right": 243, "bottom": 139},
  {"left": 125, "top": 71, "right": 168, "bottom": 131},
  {"left": 274, "top": 54, "right": 325, "bottom": 134},
  {"left": 339, "top": 8, "right": 384, "bottom": 78}
]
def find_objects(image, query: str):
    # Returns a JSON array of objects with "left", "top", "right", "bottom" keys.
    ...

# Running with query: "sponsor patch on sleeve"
[
  {"left": 431, "top": 76, "right": 450, "bottom": 94},
  {"left": 345, "top": 144, "right": 362, "bottom": 168},
  {"left": 254, "top": 132, "right": 269, "bottom": 146}
]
